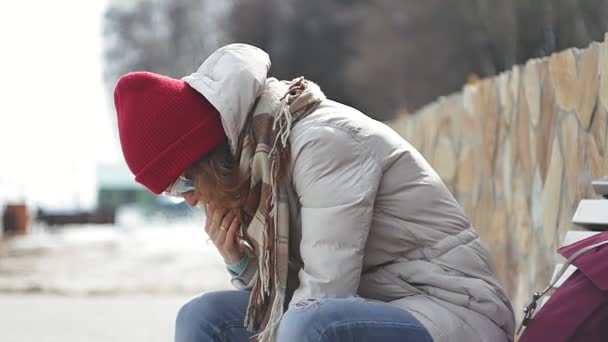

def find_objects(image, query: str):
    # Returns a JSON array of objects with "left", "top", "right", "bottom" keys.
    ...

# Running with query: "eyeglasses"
[{"left": 162, "top": 175, "right": 196, "bottom": 197}]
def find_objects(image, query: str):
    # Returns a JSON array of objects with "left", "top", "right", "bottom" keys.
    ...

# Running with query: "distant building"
[
  {"left": 97, "top": 162, "right": 150, "bottom": 210},
  {"left": 96, "top": 163, "right": 192, "bottom": 220}
]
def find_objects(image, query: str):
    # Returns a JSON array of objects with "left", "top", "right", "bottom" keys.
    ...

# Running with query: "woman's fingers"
[
  {"left": 208, "top": 206, "right": 226, "bottom": 237},
  {"left": 202, "top": 206, "right": 244, "bottom": 263},
  {"left": 224, "top": 215, "right": 240, "bottom": 247},
  {"left": 215, "top": 211, "right": 235, "bottom": 239},
  {"left": 204, "top": 203, "right": 212, "bottom": 234},
  {"left": 222, "top": 215, "right": 242, "bottom": 263}
]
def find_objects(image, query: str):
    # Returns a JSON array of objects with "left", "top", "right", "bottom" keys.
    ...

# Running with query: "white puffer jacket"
[{"left": 183, "top": 44, "right": 515, "bottom": 342}]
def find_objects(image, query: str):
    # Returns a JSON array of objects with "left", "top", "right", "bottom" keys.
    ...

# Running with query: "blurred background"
[{"left": 1, "top": 0, "right": 608, "bottom": 341}]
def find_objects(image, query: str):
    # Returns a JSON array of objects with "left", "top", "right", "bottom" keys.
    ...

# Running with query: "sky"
[{"left": 0, "top": 1, "right": 121, "bottom": 210}]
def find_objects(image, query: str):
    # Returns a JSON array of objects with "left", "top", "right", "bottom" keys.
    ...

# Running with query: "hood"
[
  {"left": 559, "top": 230, "right": 608, "bottom": 290},
  {"left": 182, "top": 44, "right": 271, "bottom": 153}
]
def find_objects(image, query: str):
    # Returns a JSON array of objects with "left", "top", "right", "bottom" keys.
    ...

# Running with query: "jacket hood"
[{"left": 182, "top": 44, "right": 271, "bottom": 153}]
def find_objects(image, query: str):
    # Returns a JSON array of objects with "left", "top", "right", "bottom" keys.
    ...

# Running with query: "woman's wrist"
[
  {"left": 224, "top": 250, "right": 245, "bottom": 264},
  {"left": 226, "top": 255, "right": 248, "bottom": 276}
]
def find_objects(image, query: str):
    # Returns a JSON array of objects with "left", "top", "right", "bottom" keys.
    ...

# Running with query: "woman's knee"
[
  {"left": 178, "top": 292, "right": 223, "bottom": 319},
  {"left": 176, "top": 293, "right": 214, "bottom": 330},
  {"left": 175, "top": 291, "right": 236, "bottom": 338},
  {"left": 277, "top": 298, "right": 332, "bottom": 341},
  {"left": 175, "top": 290, "right": 251, "bottom": 342}
]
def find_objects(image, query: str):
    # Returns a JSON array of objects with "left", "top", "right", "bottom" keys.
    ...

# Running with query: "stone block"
[
  {"left": 494, "top": 138, "right": 509, "bottom": 203},
  {"left": 556, "top": 189, "right": 575, "bottom": 247},
  {"left": 516, "top": 85, "right": 536, "bottom": 187},
  {"left": 576, "top": 44, "right": 599, "bottom": 129},
  {"left": 561, "top": 114, "right": 585, "bottom": 205},
  {"left": 511, "top": 174, "right": 531, "bottom": 254},
  {"left": 542, "top": 136, "right": 563, "bottom": 246},
  {"left": 524, "top": 59, "right": 541, "bottom": 126},
  {"left": 433, "top": 136, "right": 457, "bottom": 183},
  {"left": 606, "top": 107, "right": 608, "bottom": 159},
  {"left": 487, "top": 201, "right": 509, "bottom": 285},
  {"left": 445, "top": 95, "right": 465, "bottom": 150},
  {"left": 461, "top": 104, "right": 479, "bottom": 147},
  {"left": 599, "top": 40, "right": 608, "bottom": 111},
  {"left": 549, "top": 49, "right": 577, "bottom": 111},
  {"left": 410, "top": 115, "right": 424, "bottom": 150},
  {"left": 479, "top": 79, "right": 500, "bottom": 176},
  {"left": 418, "top": 109, "right": 437, "bottom": 156},
  {"left": 471, "top": 187, "right": 493, "bottom": 236},
  {"left": 457, "top": 146, "right": 474, "bottom": 195},
  {"left": 590, "top": 104, "right": 606, "bottom": 156},
  {"left": 497, "top": 72, "right": 513, "bottom": 128},
  {"left": 509, "top": 65, "right": 522, "bottom": 117},
  {"left": 530, "top": 168, "right": 544, "bottom": 233},
  {"left": 502, "top": 139, "right": 513, "bottom": 212},
  {"left": 513, "top": 268, "right": 531, "bottom": 323},
  {"left": 538, "top": 61, "right": 558, "bottom": 184},
  {"left": 404, "top": 119, "right": 416, "bottom": 144}
]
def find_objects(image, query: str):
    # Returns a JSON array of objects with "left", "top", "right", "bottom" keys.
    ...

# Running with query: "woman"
[{"left": 114, "top": 44, "right": 515, "bottom": 342}]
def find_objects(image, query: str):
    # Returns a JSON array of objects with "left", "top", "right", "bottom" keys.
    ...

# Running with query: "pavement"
[
  {"left": 0, "top": 222, "right": 233, "bottom": 342},
  {"left": 0, "top": 293, "right": 191, "bottom": 342}
]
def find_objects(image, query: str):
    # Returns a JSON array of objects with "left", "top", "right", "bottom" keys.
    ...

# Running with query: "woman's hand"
[{"left": 204, "top": 203, "right": 244, "bottom": 264}]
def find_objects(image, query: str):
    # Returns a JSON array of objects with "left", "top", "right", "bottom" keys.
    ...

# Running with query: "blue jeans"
[{"left": 175, "top": 290, "right": 433, "bottom": 342}]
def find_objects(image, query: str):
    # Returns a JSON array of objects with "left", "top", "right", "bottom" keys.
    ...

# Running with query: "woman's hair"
[
  {"left": 186, "top": 137, "right": 291, "bottom": 211},
  {"left": 185, "top": 140, "right": 247, "bottom": 209}
]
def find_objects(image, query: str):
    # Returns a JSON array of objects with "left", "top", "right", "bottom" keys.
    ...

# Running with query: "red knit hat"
[{"left": 114, "top": 71, "right": 226, "bottom": 194}]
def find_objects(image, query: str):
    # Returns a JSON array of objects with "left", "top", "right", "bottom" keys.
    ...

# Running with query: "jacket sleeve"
[
  {"left": 288, "top": 125, "right": 382, "bottom": 307},
  {"left": 229, "top": 256, "right": 258, "bottom": 290}
]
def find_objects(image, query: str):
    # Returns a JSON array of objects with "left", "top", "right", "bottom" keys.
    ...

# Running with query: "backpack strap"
[{"left": 517, "top": 239, "right": 608, "bottom": 335}]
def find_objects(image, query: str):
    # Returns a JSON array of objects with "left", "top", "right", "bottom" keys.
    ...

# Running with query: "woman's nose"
[{"left": 182, "top": 192, "right": 198, "bottom": 207}]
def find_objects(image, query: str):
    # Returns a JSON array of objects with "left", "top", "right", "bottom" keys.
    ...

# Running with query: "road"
[
  {"left": 0, "top": 294, "right": 190, "bottom": 342},
  {"left": 0, "top": 221, "right": 233, "bottom": 342}
]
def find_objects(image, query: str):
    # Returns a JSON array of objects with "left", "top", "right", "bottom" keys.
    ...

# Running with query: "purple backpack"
[{"left": 518, "top": 231, "right": 608, "bottom": 342}]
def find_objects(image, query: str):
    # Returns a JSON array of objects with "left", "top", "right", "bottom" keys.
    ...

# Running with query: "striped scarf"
[{"left": 236, "top": 77, "right": 325, "bottom": 341}]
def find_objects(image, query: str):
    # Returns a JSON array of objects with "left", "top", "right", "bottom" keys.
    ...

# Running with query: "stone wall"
[{"left": 388, "top": 35, "right": 608, "bottom": 320}]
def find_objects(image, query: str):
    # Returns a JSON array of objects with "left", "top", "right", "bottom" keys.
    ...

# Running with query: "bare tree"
[
  {"left": 226, "top": 0, "right": 361, "bottom": 110},
  {"left": 347, "top": 0, "right": 481, "bottom": 118},
  {"left": 103, "top": 0, "right": 225, "bottom": 98},
  {"left": 104, "top": 0, "right": 608, "bottom": 120}
]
